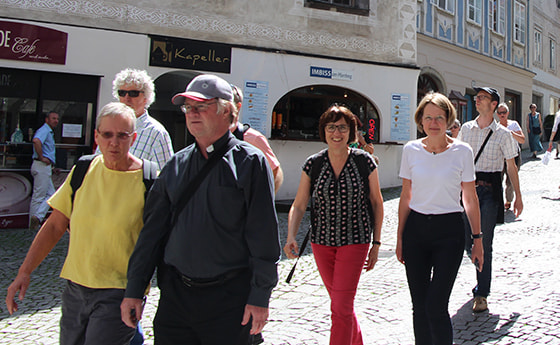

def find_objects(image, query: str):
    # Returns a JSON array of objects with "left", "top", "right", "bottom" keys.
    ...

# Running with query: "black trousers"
[
  {"left": 154, "top": 265, "right": 252, "bottom": 345},
  {"left": 402, "top": 211, "right": 465, "bottom": 345}
]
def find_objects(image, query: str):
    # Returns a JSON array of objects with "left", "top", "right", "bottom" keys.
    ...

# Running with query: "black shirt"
[{"left": 125, "top": 132, "right": 280, "bottom": 307}]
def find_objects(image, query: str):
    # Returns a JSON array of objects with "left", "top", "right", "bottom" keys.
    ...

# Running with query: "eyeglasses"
[
  {"left": 117, "top": 90, "right": 144, "bottom": 98},
  {"left": 97, "top": 130, "right": 134, "bottom": 140},
  {"left": 475, "top": 95, "right": 491, "bottom": 101},
  {"left": 326, "top": 124, "right": 350, "bottom": 133},
  {"left": 181, "top": 101, "right": 217, "bottom": 114},
  {"left": 496, "top": 111, "right": 508, "bottom": 114}
]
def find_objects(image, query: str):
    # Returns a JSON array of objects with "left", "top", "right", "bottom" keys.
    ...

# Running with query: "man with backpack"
[
  {"left": 6, "top": 102, "right": 158, "bottom": 344},
  {"left": 230, "top": 84, "right": 283, "bottom": 193}
]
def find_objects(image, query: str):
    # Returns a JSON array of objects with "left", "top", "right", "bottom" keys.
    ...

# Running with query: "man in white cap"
[{"left": 121, "top": 74, "right": 280, "bottom": 345}]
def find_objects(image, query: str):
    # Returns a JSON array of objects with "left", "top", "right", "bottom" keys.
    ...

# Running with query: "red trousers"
[{"left": 312, "top": 243, "right": 369, "bottom": 345}]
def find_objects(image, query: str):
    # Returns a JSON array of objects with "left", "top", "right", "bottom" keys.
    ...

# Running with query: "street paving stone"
[{"left": 1, "top": 149, "right": 559, "bottom": 344}]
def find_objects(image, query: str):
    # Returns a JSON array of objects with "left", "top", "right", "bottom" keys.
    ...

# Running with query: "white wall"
[
  {"left": 2, "top": 20, "right": 418, "bottom": 200},
  {"left": 226, "top": 48, "right": 418, "bottom": 199}
]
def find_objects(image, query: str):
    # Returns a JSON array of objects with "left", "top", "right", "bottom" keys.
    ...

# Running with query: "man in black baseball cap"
[
  {"left": 473, "top": 87, "right": 500, "bottom": 109},
  {"left": 457, "top": 85, "right": 522, "bottom": 313},
  {"left": 122, "top": 74, "right": 280, "bottom": 344}
]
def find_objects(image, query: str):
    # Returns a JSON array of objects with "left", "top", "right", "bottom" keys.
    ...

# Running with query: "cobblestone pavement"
[{"left": 1, "top": 149, "right": 559, "bottom": 345}]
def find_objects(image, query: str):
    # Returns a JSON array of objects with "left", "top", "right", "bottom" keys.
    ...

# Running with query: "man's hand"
[
  {"left": 120, "top": 297, "right": 144, "bottom": 328},
  {"left": 241, "top": 304, "right": 269, "bottom": 335},
  {"left": 513, "top": 197, "right": 523, "bottom": 217},
  {"left": 5, "top": 273, "right": 31, "bottom": 315}
]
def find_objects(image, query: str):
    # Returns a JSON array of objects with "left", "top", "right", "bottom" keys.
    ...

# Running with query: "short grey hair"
[
  {"left": 216, "top": 99, "right": 238, "bottom": 124},
  {"left": 497, "top": 102, "right": 509, "bottom": 112},
  {"left": 96, "top": 102, "right": 137, "bottom": 131},
  {"left": 112, "top": 69, "right": 155, "bottom": 108}
]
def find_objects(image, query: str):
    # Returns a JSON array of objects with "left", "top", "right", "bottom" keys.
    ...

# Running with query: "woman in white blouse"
[{"left": 396, "top": 93, "right": 484, "bottom": 345}]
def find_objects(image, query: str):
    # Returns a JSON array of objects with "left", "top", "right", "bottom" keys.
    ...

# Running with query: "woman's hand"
[
  {"left": 396, "top": 238, "right": 405, "bottom": 264},
  {"left": 283, "top": 238, "right": 300, "bottom": 259},
  {"left": 364, "top": 245, "right": 379, "bottom": 271}
]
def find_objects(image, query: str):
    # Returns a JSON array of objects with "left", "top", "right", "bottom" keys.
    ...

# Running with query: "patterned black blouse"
[{"left": 303, "top": 148, "right": 377, "bottom": 247}]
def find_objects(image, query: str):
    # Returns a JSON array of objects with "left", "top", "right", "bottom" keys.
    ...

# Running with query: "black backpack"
[
  {"left": 232, "top": 123, "right": 250, "bottom": 141},
  {"left": 69, "top": 154, "right": 158, "bottom": 207}
]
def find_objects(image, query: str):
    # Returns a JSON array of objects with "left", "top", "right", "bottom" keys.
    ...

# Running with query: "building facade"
[
  {"left": 0, "top": 0, "right": 420, "bottom": 215},
  {"left": 530, "top": 0, "right": 560, "bottom": 127},
  {"left": 416, "top": 0, "right": 535, "bottom": 136}
]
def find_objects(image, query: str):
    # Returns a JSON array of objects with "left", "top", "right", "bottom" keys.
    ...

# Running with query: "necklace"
[{"left": 423, "top": 138, "right": 452, "bottom": 155}]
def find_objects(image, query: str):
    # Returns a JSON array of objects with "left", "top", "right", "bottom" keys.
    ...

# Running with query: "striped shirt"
[
  {"left": 130, "top": 111, "right": 174, "bottom": 170},
  {"left": 457, "top": 118, "right": 517, "bottom": 172}
]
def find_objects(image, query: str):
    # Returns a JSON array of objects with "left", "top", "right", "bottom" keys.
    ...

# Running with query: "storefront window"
[
  {"left": 0, "top": 67, "right": 98, "bottom": 170},
  {"left": 271, "top": 85, "right": 380, "bottom": 143}
]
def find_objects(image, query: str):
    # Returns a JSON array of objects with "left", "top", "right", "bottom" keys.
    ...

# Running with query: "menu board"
[
  {"left": 241, "top": 80, "right": 269, "bottom": 134},
  {"left": 390, "top": 93, "right": 412, "bottom": 142}
]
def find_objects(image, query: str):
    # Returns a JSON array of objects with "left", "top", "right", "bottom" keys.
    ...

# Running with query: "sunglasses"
[
  {"left": 451, "top": 125, "right": 460, "bottom": 129},
  {"left": 117, "top": 90, "right": 144, "bottom": 98},
  {"left": 497, "top": 111, "right": 508, "bottom": 114},
  {"left": 97, "top": 130, "right": 134, "bottom": 140},
  {"left": 326, "top": 124, "right": 350, "bottom": 133}
]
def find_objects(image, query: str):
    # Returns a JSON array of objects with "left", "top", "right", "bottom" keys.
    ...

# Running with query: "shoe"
[
  {"left": 504, "top": 202, "right": 511, "bottom": 210},
  {"left": 249, "top": 333, "right": 264, "bottom": 345},
  {"left": 531, "top": 153, "right": 537, "bottom": 159},
  {"left": 473, "top": 296, "right": 488, "bottom": 313},
  {"left": 29, "top": 216, "right": 41, "bottom": 231}
]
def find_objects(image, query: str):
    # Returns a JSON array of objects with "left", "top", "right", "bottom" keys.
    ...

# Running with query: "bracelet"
[
  {"left": 471, "top": 233, "right": 483, "bottom": 239},
  {"left": 372, "top": 240, "right": 381, "bottom": 246}
]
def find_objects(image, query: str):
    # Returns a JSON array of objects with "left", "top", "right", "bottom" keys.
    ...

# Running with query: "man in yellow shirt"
[{"left": 5, "top": 102, "right": 155, "bottom": 345}]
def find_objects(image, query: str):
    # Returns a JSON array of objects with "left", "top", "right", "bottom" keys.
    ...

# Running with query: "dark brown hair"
[{"left": 318, "top": 105, "right": 357, "bottom": 144}]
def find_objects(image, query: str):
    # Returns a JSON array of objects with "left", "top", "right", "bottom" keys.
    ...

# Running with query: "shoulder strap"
[
  {"left": 170, "top": 136, "right": 239, "bottom": 227},
  {"left": 232, "top": 123, "right": 250, "bottom": 141},
  {"left": 70, "top": 154, "right": 98, "bottom": 205},
  {"left": 474, "top": 129, "right": 493, "bottom": 165},
  {"left": 142, "top": 159, "right": 159, "bottom": 199},
  {"left": 354, "top": 150, "right": 371, "bottom": 196},
  {"left": 309, "top": 149, "right": 328, "bottom": 194}
]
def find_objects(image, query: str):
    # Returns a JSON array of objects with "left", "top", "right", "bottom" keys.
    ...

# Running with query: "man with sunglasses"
[
  {"left": 121, "top": 74, "right": 280, "bottom": 345},
  {"left": 6, "top": 102, "right": 156, "bottom": 345},
  {"left": 112, "top": 68, "right": 174, "bottom": 170},
  {"left": 458, "top": 87, "right": 523, "bottom": 313}
]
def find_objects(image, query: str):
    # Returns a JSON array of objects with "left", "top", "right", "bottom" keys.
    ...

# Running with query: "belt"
[
  {"left": 33, "top": 158, "right": 52, "bottom": 165},
  {"left": 171, "top": 266, "right": 246, "bottom": 288},
  {"left": 476, "top": 180, "right": 492, "bottom": 187}
]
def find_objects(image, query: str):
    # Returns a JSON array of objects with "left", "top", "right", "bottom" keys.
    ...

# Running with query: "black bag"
[{"left": 532, "top": 126, "right": 541, "bottom": 135}]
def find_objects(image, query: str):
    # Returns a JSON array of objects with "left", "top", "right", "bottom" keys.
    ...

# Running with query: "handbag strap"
[
  {"left": 474, "top": 129, "right": 493, "bottom": 164},
  {"left": 170, "top": 136, "right": 238, "bottom": 227}
]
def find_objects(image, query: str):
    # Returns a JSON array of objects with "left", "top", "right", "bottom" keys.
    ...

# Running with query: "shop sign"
[
  {"left": 150, "top": 36, "right": 231, "bottom": 73},
  {"left": 310, "top": 66, "right": 353, "bottom": 81},
  {"left": 0, "top": 21, "right": 67, "bottom": 65}
]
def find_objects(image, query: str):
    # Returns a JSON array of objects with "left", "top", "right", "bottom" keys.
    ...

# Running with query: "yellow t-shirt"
[{"left": 48, "top": 156, "right": 145, "bottom": 289}]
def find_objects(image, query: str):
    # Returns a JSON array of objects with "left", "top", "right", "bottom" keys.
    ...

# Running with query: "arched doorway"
[
  {"left": 150, "top": 71, "right": 199, "bottom": 151},
  {"left": 271, "top": 85, "right": 380, "bottom": 143}
]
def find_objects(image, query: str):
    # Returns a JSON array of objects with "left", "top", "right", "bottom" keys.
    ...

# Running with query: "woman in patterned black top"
[{"left": 284, "top": 105, "right": 384, "bottom": 345}]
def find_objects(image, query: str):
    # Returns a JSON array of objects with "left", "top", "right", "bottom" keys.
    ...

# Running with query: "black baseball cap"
[{"left": 474, "top": 87, "right": 500, "bottom": 104}]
